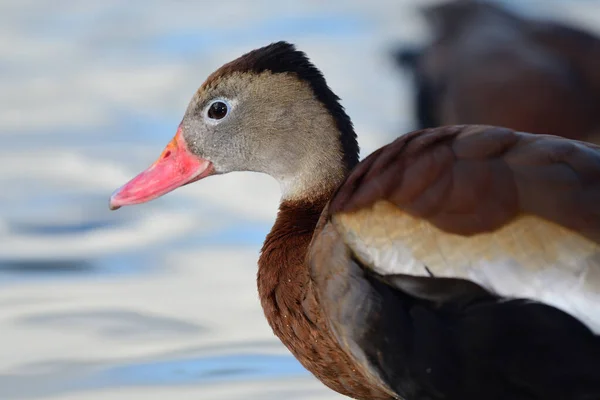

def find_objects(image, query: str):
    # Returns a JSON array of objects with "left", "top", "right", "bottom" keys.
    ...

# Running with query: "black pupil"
[{"left": 208, "top": 101, "right": 228, "bottom": 119}]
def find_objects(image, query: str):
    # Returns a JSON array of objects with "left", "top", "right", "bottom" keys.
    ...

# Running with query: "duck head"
[{"left": 109, "top": 41, "right": 358, "bottom": 210}]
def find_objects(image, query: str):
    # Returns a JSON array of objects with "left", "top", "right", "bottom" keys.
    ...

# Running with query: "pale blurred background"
[{"left": 1, "top": 0, "right": 600, "bottom": 399}]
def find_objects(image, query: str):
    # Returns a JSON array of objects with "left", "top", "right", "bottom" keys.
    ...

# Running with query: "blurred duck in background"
[
  {"left": 110, "top": 41, "right": 600, "bottom": 400},
  {"left": 394, "top": 0, "right": 600, "bottom": 144}
]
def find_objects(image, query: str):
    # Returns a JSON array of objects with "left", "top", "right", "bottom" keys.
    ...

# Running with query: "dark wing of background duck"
[
  {"left": 394, "top": 1, "right": 600, "bottom": 144},
  {"left": 309, "top": 125, "right": 600, "bottom": 400}
]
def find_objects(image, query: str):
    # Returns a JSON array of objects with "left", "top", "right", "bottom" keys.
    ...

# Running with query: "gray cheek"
[
  {"left": 180, "top": 118, "right": 205, "bottom": 155},
  {"left": 203, "top": 121, "right": 251, "bottom": 173}
]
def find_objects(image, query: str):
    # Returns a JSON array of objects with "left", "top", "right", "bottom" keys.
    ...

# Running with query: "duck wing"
[{"left": 309, "top": 125, "right": 600, "bottom": 400}]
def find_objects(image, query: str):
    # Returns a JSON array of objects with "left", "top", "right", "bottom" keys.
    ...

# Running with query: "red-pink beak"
[{"left": 109, "top": 128, "right": 214, "bottom": 210}]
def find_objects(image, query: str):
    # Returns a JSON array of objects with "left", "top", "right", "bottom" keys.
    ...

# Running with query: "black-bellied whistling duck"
[
  {"left": 109, "top": 42, "right": 600, "bottom": 400},
  {"left": 395, "top": 0, "right": 600, "bottom": 144}
]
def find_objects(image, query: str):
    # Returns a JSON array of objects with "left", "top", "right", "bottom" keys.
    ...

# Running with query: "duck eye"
[{"left": 207, "top": 101, "right": 229, "bottom": 120}]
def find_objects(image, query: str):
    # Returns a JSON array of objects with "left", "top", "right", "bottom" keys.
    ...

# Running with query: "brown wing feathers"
[{"left": 329, "top": 125, "right": 600, "bottom": 243}]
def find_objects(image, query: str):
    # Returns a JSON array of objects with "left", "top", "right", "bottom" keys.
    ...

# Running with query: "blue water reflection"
[
  {"left": 0, "top": 353, "right": 309, "bottom": 399},
  {"left": 95, "top": 354, "right": 308, "bottom": 387},
  {"left": 147, "top": 14, "right": 366, "bottom": 57}
]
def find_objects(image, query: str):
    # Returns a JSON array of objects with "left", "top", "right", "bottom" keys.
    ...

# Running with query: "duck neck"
[
  {"left": 257, "top": 190, "right": 332, "bottom": 318},
  {"left": 256, "top": 112, "right": 359, "bottom": 323}
]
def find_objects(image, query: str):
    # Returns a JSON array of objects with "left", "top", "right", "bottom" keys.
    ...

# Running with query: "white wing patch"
[{"left": 335, "top": 200, "right": 600, "bottom": 334}]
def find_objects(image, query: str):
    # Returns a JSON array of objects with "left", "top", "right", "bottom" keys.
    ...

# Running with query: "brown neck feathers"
[{"left": 257, "top": 195, "right": 330, "bottom": 305}]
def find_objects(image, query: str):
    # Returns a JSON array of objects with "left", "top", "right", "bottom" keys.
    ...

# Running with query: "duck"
[
  {"left": 109, "top": 41, "right": 600, "bottom": 400},
  {"left": 394, "top": 0, "right": 600, "bottom": 144}
]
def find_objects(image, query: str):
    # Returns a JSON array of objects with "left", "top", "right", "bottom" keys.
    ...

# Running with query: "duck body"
[
  {"left": 261, "top": 126, "right": 600, "bottom": 400},
  {"left": 395, "top": 1, "right": 600, "bottom": 144},
  {"left": 110, "top": 42, "right": 600, "bottom": 400}
]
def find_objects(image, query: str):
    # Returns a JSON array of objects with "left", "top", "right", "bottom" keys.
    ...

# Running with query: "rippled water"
[{"left": 2, "top": 0, "right": 599, "bottom": 399}]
